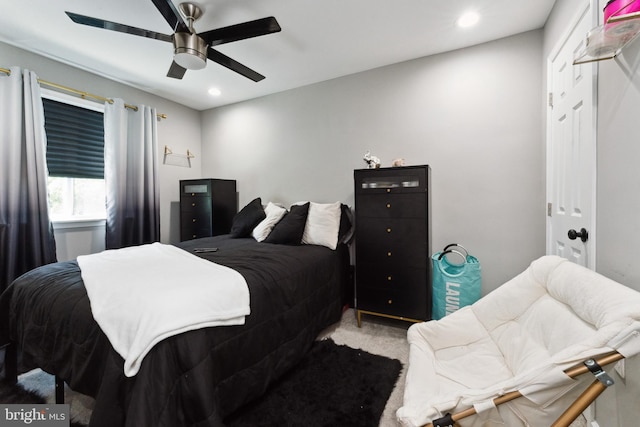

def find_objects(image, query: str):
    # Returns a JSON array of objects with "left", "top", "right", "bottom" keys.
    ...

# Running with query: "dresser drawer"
[
  {"left": 357, "top": 287, "right": 428, "bottom": 320},
  {"left": 181, "top": 196, "right": 213, "bottom": 214},
  {"left": 180, "top": 224, "right": 213, "bottom": 240},
  {"left": 355, "top": 263, "right": 427, "bottom": 291},
  {"left": 181, "top": 211, "right": 212, "bottom": 229},
  {"left": 356, "top": 193, "right": 426, "bottom": 218},
  {"left": 356, "top": 218, "right": 427, "bottom": 267},
  {"left": 356, "top": 217, "right": 426, "bottom": 243},
  {"left": 181, "top": 181, "right": 211, "bottom": 197},
  {"left": 355, "top": 166, "right": 426, "bottom": 194}
]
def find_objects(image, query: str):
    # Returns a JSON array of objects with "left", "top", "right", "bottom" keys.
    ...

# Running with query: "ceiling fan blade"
[
  {"left": 66, "top": 12, "right": 172, "bottom": 42},
  {"left": 207, "top": 48, "right": 265, "bottom": 82},
  {"left": 150, "top": 0, "right": 189, "bottom": 33},
  {"left": 167, "top": 61, "right": 187, "bottom": 79},
  {"left": 199, "top": 17, "right": 281, "bottom": 47}
]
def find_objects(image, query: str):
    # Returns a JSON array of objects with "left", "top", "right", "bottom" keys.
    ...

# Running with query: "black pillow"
[
  {"left": 230, "top": 197, "right": 266, "bottom": 238},
  {"left": 338, "top": 204, "right": 354, "bottom": 244},
  {"left": 264, "top": 202, "right": 310, "bottom": 245}
]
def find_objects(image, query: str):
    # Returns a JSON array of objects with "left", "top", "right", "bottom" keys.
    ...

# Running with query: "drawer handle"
[
  {"left": 387, "top": 299, "right": 393, "bottom": 305},
  {"left": 386, "top": 203, "right": 391, "bottom": 208},
  {"left": 192, "top": 219, "right": 197, "bottom": 222},
  {"left": 387, "top": 276, "right": 392, "bottom": 281},
  {"left": 192, "top": 234, "right": 196, "bottom": 238},
  {"left": 386, "top": 228, "right": 392, "bottom": 233},
  {"left": 387, "top": 251, "right": 392, "bottom": 257},
  {"left": 191, "top": 193, "right": 195, "bottom": 196},
  {"left": 386, "top": 189, "right": 391, "bottom": 193},
  {"left": 192, "top": 202, "right": 196, "bottom": 207}
]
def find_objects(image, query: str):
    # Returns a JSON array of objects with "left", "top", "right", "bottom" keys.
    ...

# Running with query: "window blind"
[{"left": 43, "top": 98, "right": 105, "bottom": 179}]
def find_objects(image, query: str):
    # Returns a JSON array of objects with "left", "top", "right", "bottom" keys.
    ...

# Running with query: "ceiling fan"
[{"left": 65, "top": 0, "right": 281, "bottom": 81}]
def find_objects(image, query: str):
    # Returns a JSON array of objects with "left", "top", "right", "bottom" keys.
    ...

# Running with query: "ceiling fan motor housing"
[{"left": 173, "top": 32, "right": 207, "bottom": 69}]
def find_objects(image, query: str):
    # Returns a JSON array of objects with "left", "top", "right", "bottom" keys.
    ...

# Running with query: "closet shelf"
[{"left": 574, "top": 11, "right": 640, "bottom": 64}]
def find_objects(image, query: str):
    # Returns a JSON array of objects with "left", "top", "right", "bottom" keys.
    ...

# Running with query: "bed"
[{"left": 0, "top": 231, "right": 351, "bottom": 427}]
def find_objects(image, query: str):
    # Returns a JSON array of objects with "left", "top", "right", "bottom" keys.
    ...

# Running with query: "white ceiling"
[{"left": 0, "top": 0, "right": 556, "bottom": 111}]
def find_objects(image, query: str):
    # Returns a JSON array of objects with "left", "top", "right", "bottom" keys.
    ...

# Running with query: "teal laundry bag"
[{"left": 431, "top": 244, "right": 481, "bottom": 320}]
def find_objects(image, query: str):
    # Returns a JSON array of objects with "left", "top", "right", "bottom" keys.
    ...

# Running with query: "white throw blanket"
[{"left": 77, "top": 243, "right": 250, "bottom": 377}]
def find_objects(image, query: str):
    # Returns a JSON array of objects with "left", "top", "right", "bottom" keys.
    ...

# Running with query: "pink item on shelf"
[{"left": 604, "top": 0, "right": 640, "bottom": 22}]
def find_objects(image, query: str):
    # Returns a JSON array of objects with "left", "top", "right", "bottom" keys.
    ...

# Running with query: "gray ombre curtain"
[
  {"left": 0, "top": 67, "right": 57, "bottom": 293},
  {"left": 104, "top": 99, "right": 160, "bottom": 249}
]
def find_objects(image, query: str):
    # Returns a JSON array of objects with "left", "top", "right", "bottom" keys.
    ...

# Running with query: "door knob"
[{"left": 568, "top": 228, "right": 589, "bottom": 242}]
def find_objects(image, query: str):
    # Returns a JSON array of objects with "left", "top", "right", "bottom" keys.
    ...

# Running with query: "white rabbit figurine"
[{"left": 363, "top": 151, "right": 381, "bottom": 169}]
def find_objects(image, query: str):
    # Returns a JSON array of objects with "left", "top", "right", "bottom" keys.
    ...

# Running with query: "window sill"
[{"left": 51, "top": 218, "right": 106, "bottom": 230}]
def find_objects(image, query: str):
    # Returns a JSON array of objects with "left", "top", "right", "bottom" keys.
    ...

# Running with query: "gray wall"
[
  {"left": 544, "top": 0, "right": 640, "bottom": 425},
  {"left": 201, "top": 30, "right": 546, "bottom": 294},
  {"left": 596, "top": 18, "right": 640, "bottom": 293},
  {"left": 596, "top": 39, "right": 640, "bottom": 427},
  {"left": 0, "top": 41, "right": 203, "bottom": 250},
  {"left": 595, "top": 0, "right": 640, "bottom": 424}
]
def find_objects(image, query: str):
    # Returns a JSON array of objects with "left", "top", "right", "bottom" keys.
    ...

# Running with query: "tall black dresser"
[
  {"left": 354, "top": 165, "right": 431, "bottom": 326},
  {"left": 180, "top": 179, "right": 237, "bottom": 241}
]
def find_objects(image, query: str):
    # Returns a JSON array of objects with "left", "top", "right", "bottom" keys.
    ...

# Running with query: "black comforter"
[{"left": 0, "top": 236, "right": 349, "bottom": 426}]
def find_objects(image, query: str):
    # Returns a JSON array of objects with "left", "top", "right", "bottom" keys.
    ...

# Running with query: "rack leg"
[
  {"left": 2, "top": 343, "right": 18, "bottom": 384},
  {"left": 551, "top": 379, "right": 607, "bottom": 427},
  {"left": 55, "top": 375, "right": 65, "bottom": 404}
]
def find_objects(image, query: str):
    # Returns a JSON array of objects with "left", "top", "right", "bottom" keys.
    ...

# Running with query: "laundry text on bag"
[{"left": 445, "top": 282, "right": 461, "bottom": 315}]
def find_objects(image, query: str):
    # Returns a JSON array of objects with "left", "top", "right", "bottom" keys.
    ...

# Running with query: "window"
[{"left": 42, "top": 90, "right": 106, "bottom": 221}]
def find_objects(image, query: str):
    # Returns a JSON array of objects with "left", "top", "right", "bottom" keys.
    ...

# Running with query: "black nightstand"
[
  {"left": 180, "top": 179, "right": 237, "bottom": 241},
  {"left": 354, "top": 165, "right": 432, "bottom": 326}
]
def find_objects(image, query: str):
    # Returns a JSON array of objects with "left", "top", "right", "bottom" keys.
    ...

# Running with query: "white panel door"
[{"left": 547, "top": 3, "right": 597, "bottom": 269}]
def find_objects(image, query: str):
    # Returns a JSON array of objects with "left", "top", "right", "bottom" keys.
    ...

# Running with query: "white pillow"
[
  {"left": 252, "top": 202, "right": 287, "bottom": 242},
  {"left": 301, "top": 201, "right": 342, "bottom": 250}
]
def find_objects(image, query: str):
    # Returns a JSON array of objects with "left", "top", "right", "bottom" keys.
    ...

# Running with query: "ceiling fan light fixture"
[
  {"left": 174, "top": 51, "right": 206, "bottom": 70},
  {"left": 173, "top": 32, "right": 207, "bottom": 70}
]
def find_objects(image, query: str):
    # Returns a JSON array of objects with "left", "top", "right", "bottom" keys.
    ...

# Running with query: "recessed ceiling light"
[
  {"left": 457, "top": 11, "right": 480, "bottom": 28},
  {"left": 208, "top": 87, "right": 221, "bottom": 97}
]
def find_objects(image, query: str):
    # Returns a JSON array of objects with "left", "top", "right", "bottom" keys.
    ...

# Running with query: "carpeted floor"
[{"left": 1, "top": 308, "right": 410, "bottom": 427}]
